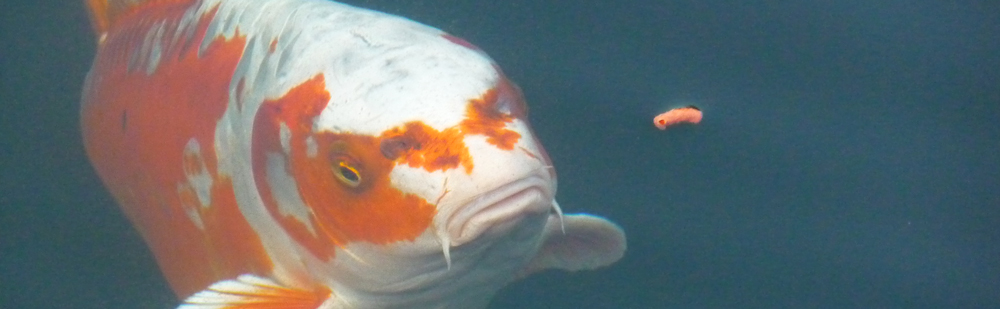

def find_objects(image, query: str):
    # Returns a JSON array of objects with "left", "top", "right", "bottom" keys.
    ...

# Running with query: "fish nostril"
[
  {"left": 380, "top": 136, "right": 418, "bottom": 160},
  {"left": 495, "top": 78, "right": 527, "bottom": 119}
]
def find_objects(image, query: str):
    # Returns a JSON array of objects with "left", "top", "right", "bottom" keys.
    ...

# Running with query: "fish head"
[{"left": 249, "top": 27, "right": 559, "bottom": 300}]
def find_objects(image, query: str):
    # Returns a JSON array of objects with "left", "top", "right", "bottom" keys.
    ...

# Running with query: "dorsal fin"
[{"left": 83, "top": 0, "right": 193, "bottom": 35}]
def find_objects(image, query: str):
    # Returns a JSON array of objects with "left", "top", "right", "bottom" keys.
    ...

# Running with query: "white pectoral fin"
[
  {"left": 518, "top": 213, "right": 627, "bottom": 278},
  {"left": 178, "top": 274, "right": 333, "bottom": 309}
]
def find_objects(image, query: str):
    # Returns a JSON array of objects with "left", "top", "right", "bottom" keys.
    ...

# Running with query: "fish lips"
[{"left": 445, "top": 174, "right": 554, "bottom": 247}]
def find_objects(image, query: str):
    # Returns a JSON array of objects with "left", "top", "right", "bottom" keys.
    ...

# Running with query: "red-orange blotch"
[{"left": 654, "top": 106, "right": 702, "bottom": 130}]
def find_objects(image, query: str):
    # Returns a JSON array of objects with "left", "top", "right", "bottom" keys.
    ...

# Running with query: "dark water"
[{"left": 3, "top": 0, "right": 998, "bottom": 308}]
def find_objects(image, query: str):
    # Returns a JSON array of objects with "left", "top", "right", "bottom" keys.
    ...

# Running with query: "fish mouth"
[{"left": 444, "top": 174, "right": 554, "bottom": 247}]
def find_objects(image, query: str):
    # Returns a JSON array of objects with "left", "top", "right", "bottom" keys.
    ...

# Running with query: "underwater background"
[{"left": 2, "top": 0, "right": 998, "bottom": 308}]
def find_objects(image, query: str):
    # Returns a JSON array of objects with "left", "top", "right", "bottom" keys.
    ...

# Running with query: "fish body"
[{"left": 80, "top": 0, "right": 626, "bottom": 307}]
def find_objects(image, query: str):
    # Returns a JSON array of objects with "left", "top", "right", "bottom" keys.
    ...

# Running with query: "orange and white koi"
[{"left": 80, "top": 0, "right": 626, "bottom": 308}]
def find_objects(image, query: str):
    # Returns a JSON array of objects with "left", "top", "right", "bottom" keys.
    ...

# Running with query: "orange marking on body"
[
  {"left": 81, "top": 2, "right": 271, "bottom": 299},
  {"left": 654, "top": 106, "right": 703, "bottom": 130},
  {"left": 252, "top": 75, "right": 436, "bottom": 260},
  {"left": 269, "top": 38, "right": 278, "bottom": 53}
]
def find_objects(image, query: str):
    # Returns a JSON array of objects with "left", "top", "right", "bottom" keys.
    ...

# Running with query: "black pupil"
[{"left": 339, "top": 166, "right": 359, "bottom": 182}]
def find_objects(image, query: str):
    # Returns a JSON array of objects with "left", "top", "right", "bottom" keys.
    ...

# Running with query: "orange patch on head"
[
  {"left": 81, "top": 3, "right": 272, "bottom": 299},
  {"left": 374, "top": 77, "right": 529, "bottom": 173},
  {"left": 252, "top": 75, "right": 437, "bottom": 260},
  {"left": 460, "top": 77, "right": 524, "bottom": 150},
  {"left": 379, "top": 122, "right": 474, "bottom": 173},
  {"left": 366, "top": 76, "right": 531, "bottom": 175}
]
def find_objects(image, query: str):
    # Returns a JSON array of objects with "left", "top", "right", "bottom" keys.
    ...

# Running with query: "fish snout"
[{"left": 444, "top": 173, "right": 554, "bottom": 247}]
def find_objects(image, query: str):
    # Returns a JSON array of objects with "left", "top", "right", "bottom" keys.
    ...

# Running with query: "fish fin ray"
[
  {"left": 178, "top": 274, "right": 331, "bottom": 309},
  {"left": 85, "top": 0, "right": 196, "bottom": 36}
]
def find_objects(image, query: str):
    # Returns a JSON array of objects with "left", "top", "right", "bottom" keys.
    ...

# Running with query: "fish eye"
[{"left": 334, "top": 160, "right": 362, "bottom": 188}]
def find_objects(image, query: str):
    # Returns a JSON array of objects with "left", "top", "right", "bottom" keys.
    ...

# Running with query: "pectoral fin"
[
  {"left": 178, "top": 274, "right": 331, "bottom": 309},
  {"left": 519, "top": 213, "right": 627, "bottom": 278}
]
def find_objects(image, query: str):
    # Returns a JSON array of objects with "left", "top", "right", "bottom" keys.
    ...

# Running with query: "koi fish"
[
  {"left": 653, "top": 106, "right": 702, "bottom": 130},
  {"left": 80, "top": 0, "right": 626, "bottom": 308}
]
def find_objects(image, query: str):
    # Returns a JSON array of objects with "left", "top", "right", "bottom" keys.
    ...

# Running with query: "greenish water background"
[{"left": 2, "top": 0, "right": 998, "bottom": 308}]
